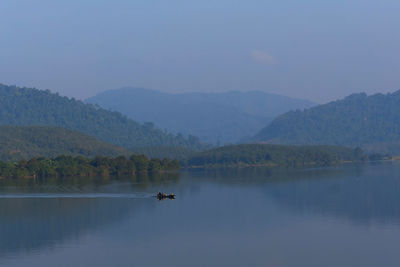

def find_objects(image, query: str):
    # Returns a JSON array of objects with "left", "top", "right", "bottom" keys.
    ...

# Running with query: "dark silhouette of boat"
[{"left": 157, "top": 192, "right": 176, "bottom": 200}]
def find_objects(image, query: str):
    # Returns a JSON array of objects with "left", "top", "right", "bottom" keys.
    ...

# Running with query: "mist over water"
[{"left": 1, "top": 163, "right": 400, "bottom": 266}]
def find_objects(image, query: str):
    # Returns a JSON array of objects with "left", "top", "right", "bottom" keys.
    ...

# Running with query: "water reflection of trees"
[
  {"left": 1, "top": 163, "right": 400, "bottom": 260},
  {"left": 261, "top": 163, "right": 400, "bottom": 225},
  {"left": 186, "top": 163, "right": 400, "bottom": 225},
  {"left": 183, "top": 165, "right": 352, "bottom": 186},
  {"left": 0, "top": 172, "right": 180, "bottom": 191}
]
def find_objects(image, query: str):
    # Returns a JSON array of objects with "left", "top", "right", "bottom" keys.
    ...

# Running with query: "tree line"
[
  {"left": 0, "top": 155, "right": 180, "bottom": 179},
  {"left": 185, "top": 144, "right": 387, "bottom": 168}
]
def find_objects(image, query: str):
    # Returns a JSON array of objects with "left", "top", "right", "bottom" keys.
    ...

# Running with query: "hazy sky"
[{"left": 1, "top": 0, "right": 400, "bottom": 103}]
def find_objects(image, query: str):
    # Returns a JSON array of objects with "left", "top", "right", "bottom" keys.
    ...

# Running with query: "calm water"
[{"left": 1, "top": 162, "right": 400, "bottom": 266}]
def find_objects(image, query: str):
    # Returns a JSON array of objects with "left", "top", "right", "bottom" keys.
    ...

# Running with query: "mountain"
[
  {"left": 254, "top": 90, "right": 400, "bottom": 154},
  {"left": 0, "top": 84, "right": 204, "bottom": 150},
  {"left": 0, "top": 126, "right": 129, "bottom": 161},
  {"left": 85, "top": 88, "right": 315, "bottom": 144}
]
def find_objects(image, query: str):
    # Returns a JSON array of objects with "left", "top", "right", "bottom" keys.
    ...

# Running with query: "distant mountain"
[
  {"left": 85, "top": 88, "right": 315, "bottom": 144},
  {"left": 0, "top": 126, "right": 129, "bottom": 161},
  {"left": 0, "top": 84, "right": 204, "bottom": 150},
  {"left": 254, "top": 90, "right": 400, "bottom": 154}
]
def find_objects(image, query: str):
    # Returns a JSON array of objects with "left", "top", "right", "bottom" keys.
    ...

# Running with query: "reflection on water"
[
  {"left": 193, "top": 163, "right": 400, "bottom": 224},
  {"left": 0, "top": 173, "right": 180, "bottom": 261},
  {"left": 1, "top": 163, "right": 400, "bottom": 266}
]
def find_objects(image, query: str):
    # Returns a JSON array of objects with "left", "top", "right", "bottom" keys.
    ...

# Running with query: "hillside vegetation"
[
  {"left": 186, "top": 144, "right": 377, "bottom": 168},
  {"left": 86, "top": 88, "right": 314, "bottom": 144},
  {"left": 0, "top": 126, "right": 130, "bottom": 161},
  {"left": 0, "top": 154, "right": 180, "bottom": 179},
  {"left": 254, "top": 91, "right": 400, "bottom": 154},
  {"left": 0, "top": 84, "right": 204, "bottom": 150}
]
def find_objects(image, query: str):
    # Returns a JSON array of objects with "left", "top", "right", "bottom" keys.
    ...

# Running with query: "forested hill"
[
  {"left": 185, "top": 144, "right": 372, "bottom": 168},
  {"left": 85, "top": 87, "right": 314, "bottom": 144},
  {"left": 254, "top": 90, "right": 400, "bottom": 154},
  {"left": 0, "top": 84, "right": 204, "bottom": 150},
  {"left": 0, "top": 126, "right": 130, "bottom": 161}
]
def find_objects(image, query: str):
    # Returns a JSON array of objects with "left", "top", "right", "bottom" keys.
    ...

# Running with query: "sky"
[{"left": 1, "top": 0, "right": 400, "bottom": 103}]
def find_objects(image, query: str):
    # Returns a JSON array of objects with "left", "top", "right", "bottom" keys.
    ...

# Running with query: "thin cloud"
[{"left": 251, "top": 50, "right": 276, "bottom": 64}]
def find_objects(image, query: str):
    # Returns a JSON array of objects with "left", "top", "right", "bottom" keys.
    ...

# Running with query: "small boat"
[{"left": 157, "top": 192, "right": 176, "bottom": 200}]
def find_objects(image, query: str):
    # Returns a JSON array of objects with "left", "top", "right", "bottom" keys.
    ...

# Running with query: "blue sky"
[{"left": 1, "top": 0, "right": 399, "bottom": 102}]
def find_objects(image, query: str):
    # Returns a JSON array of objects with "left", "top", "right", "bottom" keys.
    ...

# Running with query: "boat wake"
[{"left": 0, "top": 193, "right": 154, "bottom": 199}]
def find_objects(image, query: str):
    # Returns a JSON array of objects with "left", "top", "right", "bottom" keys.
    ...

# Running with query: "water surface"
[{"left": 1, "top": 163, "right": 400, "bottom": 266}]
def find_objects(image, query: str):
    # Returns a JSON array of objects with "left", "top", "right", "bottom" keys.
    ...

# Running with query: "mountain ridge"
[{"left": 86, "top": 87, "right": 315, "bottom": 144}]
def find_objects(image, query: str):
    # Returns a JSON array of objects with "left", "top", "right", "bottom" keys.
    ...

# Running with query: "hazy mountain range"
[
  {"left": 2, "top": 82, "right": 400, "bottom": 160},
  {"left": 85, "top": 88, "right": 315, "bottom": 144},
  {"left": 254, "top": 90, "right": 400, "bottom": 154}
]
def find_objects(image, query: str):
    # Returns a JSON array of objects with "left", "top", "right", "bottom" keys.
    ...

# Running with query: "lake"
[{"left": 1, "top": 162, "right": 400, "bottom": 267}]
